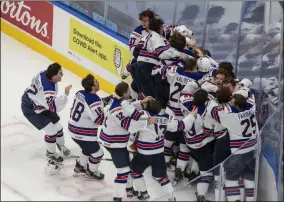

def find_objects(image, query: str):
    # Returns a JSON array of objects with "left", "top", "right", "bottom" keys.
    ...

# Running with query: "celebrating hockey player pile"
[{"left": 21, "top": 9, "right": 259, "bottom": 202}]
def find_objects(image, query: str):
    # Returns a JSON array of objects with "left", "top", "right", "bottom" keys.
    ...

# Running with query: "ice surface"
[{"left": 1, "top": 32, "right": 206, "bottom": 201}]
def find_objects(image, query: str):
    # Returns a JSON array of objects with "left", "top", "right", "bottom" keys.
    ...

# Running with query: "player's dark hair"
[
  {"left": 46, "top": 63, "right": 61, "bottom": 79},
  {"left": 216, "top": 87, "right": 232, "bottom": 104},
  {"left": 215, "top": 68, "right": 229, "bottom": 78},
  {"left": 184, "top": 57, "right": 196, "bottom": 71},
  {"left": 115, "top": 82, "right": 129, "bottom": 97},
  {"left": 149, "top": 16, "right": 164, "bottom": 33},
  {"left": 193, "top": 89, "right": 208, "bottom": 106},
  {"left": 232, "top": 94, "right": 247, "bottom": 111},
  {"left": 82, "top": 74, "right": 95, "bottom": 93},
  {"left": 139, "top": 9, "right": 155, "bottom": 21},
  {"left": 169, "top": 31, "right": 186, "bottom": 51},
  {"left": 219, "top": 61, "right": 234, "bottom": 72},
  {"left": 146, "top": 100, "right": 162, "bottom": 114},
  {"left": 223, "top": 77, "right": 237, "bottom": 87}
]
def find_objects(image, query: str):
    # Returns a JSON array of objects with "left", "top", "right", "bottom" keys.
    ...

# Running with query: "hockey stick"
[
  {"left": 67, "top": 155, "right": 113, "bottom": 161},
  {"left": 66, "top": 141, "right": 113, "bottom": 161}
]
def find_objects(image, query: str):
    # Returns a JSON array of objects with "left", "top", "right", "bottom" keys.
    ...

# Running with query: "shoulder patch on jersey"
[
  {"left": 80, "top": 90, "right": 102, "bottom": 107},
  {"left": 133, "top": 25, "right": 143, "bottom": 35},
  {"left": 109, "top": 98, "right": 122, "bottom": 114},
  {"left": 224, "top": 105, "right": 240, "bottom": 113}
]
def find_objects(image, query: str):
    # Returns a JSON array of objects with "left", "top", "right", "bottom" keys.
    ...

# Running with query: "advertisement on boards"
[
  {"left": 68, "top": 18, "right": 132, "bottom": 77},
  {"left": 0, "top": 1, "right": 54, "bottom": 46}
]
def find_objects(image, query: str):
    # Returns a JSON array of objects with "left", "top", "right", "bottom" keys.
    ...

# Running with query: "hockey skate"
[
  {"left": 173, "top": 168, "right": 183, "bottom": 186},
  {"left": 46, "top": 150, "right": 64, "bottom": 165},
  {"left": 113, "top": 197, "right": 122, "bottom": 202},
  {"left": 137, "top": 191, "right": 150, "bottom": 201},
  {"left": 126, "top": 187, "right": 139, "bottom": 199},
  {"left": 85, "top": 166, "right": 105, "bottom": 180},
  {"left": 168, "top": 196, "right": 176, "bottom": 201},
  {"left": 73, "top": 159, "right": 86, "bottom": 177},
  {"left": 57, "top": 144, "right": 70, "bottom": 157},
  {"left": 184, "top": 171, "right": 200, "bottom": 182},
  {"left": 45, "top": 159, "right": 62, "bottom": 175},
  {"left": 195, "top": 192, "right": 211, "bottom": 202}
]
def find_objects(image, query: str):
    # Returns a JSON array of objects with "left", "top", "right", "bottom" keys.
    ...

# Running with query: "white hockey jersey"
[
  {"left": 179, "top": 98, "right": 215, "bottom": 149},
  {"left": 137, "top": 31, "right": 181, "bottom": 65},
  {"left": 204, "top": 100, "right": 227, "bottom": 139},
  {"left": 209, "top": 102, "right": 259, "bottom": 154},
  {"left": 120, "top": 100, "right": 196, "bottom": 155},
  {"left": 100, "top": 98, "right": 148, "bottom": 149},
  {"left": 68, "top": 90, "right": 104, "bottom": 141},
  {"left": 129, "top": 25, "right": 149, "bottom": 56},
  {"left": 162, "top": 65, "right": 203, "bottom": 119},
  {"left": 24, "top": 70, "right": 68, "bottom": 114}
]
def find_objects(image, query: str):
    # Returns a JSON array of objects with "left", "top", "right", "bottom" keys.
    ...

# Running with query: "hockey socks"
[
  {"left": 176, "top": 143, "right": 190, "bottom": 171},
  {"left": 130, "top": 171, "right": 147, "bottom": 192},
  {"left": 214, "top": 175, "right": 225, "bottom": 201},
  {"left": 225, "top": 180, "right": 241, "bottom": 201},
  {"left": 155, "top": 176, "right": 175, "bottom": 201},
  {"left": 164, "top": 140, "right": 174, "bottom": 163},
  {"left": 197, "top": 171, "right": 213, "bottom": 196},
  {"left": 244, "top": 179, "right": 255, "bottom": 201},
  {"left": 88, "top": 147, "right": 104, "bottom": 172},
  {"left": 114, "top": 167, "right": 130, "bottom": 198}
]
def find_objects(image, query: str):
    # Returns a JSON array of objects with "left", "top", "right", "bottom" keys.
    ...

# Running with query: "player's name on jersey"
[
  {"left": 157, "top": 117, "right": 168, "bottom": 125},
  {"left": 176, "top": 75, "right": 195, "bottom": 84},
  {"left": 238, "top": 108, "right": 254, "bottom": 120}
]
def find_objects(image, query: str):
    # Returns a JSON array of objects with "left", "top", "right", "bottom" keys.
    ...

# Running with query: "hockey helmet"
[{"left": 197, "top": 57, "right": 211, "bottom": 73}]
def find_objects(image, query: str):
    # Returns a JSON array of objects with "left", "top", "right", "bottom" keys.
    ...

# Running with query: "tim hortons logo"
[{"left": 1, "top": 1, "right": 53, "bottom": 45}]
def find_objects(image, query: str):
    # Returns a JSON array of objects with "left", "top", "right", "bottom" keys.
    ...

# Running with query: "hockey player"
[
  {"left": 218, "top": 61, "right": 236, "bottom": 79},
  {"left": 128, "top": 9, "right": 155, "bottom": 58},
  {"left": 121, "top": 9, "right": 156, "bottom": 100},
  {"left": 179, "top": 89, "right": 216, "bottom": 201},
  {"left": 100, "top": 82, "right": 157, "bottom": 202},
  {"left": 123, "top": 99, "right": 198, "bottom": 201},
  {"left": 214, "top": 68, "right": 229, "bottom": 89},
  {"left": 68, "top": 74, "right": 105, "bottom": 179},
  {"left": 152, "top": 31, "right": 187, "bottom": 110},
  {"left": 197, "top": 56, "right": 218, "bottom": 79},
  {"left": 135, "top": 16, "right": 188, "bottom": 98},
  {"left": 161, "top": 57, "right": 203, "bottom": 182},
  {"left": 223, "top": 77, "right": 255, "bottom": 103},
  {"left": 21, "top": 63, "right": 71, "bottom": 173},
  {"left": 173, "top": 25, "right": 196, "bottom": 53},
  {"left": 210, "top": 88, "right": 259, "bottom": 202},
  {"left": 203, "top": 85, "right": 231, "bottom": 201},
  {"left": 179, "top": 81, "right": 201, "bottom": 181}
]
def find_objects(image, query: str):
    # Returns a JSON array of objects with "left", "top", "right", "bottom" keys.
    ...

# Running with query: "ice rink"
[{"left": 1, "top": 32, "right": 211, "bottom": 201}]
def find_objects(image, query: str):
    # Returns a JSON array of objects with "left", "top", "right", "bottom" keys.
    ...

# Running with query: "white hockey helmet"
[
  {"left": 233, "top": 89, "right": 249, "bottom": 99},
  {"left": 239, "top": 78, "right": 252, "bottom": 89},
  {"left": 182, "top": 81, "right": 199, "bottom": 94},
  {"left": 197, "top": 57, "right": 211, "bottom": 73},
  {"left": 173, "top": 25, "right": 193, "bottom": 38}
]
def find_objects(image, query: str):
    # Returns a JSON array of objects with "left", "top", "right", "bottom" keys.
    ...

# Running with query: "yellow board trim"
[{"left": 1, "top": 19, "right": 115, "bottom": 94}]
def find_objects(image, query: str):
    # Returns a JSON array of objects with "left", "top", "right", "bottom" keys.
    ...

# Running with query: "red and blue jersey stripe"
[
  {"left": 136, "top": 138, "right": 164, "bottom": 151},
  {"left": 68, "top": 124, "right": 98, "bottom": 137},
  {"left": 100, "top": 130, "right": 129, "bottom": 144}
]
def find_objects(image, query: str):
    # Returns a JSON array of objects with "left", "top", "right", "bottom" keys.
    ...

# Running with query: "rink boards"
[{"left": 0, "top": 1, "right": 132, "bottom": 94}]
